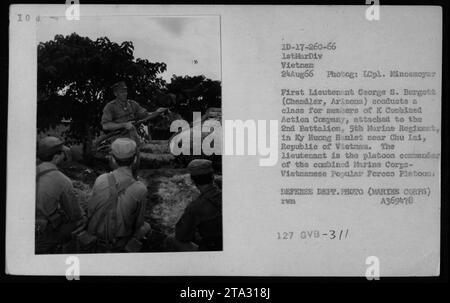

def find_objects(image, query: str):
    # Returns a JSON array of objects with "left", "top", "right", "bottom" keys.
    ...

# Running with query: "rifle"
[{"left": 93, "top": 109, "right": 170, "bottom": 151}]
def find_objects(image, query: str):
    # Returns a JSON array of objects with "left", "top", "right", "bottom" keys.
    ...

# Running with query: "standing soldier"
[
  {"left": 86, "top": 138, "right": 151, "bottom": 252},
  {"left": 101, "top": 81, "right": 168, "bottom": 144},
  {"left": 174, "top": 159, "right": 222, "bottom": 251},
  {"left": 36, "top": 136, "right": 86, "bottom": 254}
]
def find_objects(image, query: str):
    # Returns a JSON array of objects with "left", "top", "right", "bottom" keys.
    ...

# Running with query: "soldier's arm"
[
  {"left": 86, "top": 176, "right": 104, "bottom": 219},
  {"left": 60, "top": 181, "right": 83, "bottom": 222},
  {"left": 133, "top": 102, "right": 150, "bottom": 120},
  {"left": 175, "top": 206, "right": 198, "bottom": 242},
  {"left": 132, "top": 101, "right": 168, "bottom": 121},
  {"left": 133, "top": 189, "right": 147, "bottom": 236}
]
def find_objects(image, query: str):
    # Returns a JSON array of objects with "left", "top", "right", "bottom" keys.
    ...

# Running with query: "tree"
[
  {"left": 37, "top": 33, "right": 167, "bottom": 148},
  {"left": 165, "top": 75, "right": 221, "bottom": 122},
  {"left": 146, "top": 75, "right": 221, "bottom": 140}
]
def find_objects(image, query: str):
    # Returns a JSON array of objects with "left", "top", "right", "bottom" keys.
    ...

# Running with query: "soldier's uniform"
[
  {"left": 101, "top": 82, "right": 149, "bottom": 144},
  {"left": 175, "top": 160, "right": 222, "bottom": 251},
  {"left": 87, "top": 138, "right": 150, "bottom": 252},
  {"left": 36, "top": 137, "right": 84, "bottom": 254},
  {"left": 101, "top": 99, "right": 149, "bottom": 128}
]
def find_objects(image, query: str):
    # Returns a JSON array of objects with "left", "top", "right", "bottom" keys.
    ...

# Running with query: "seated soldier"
[
  {"left": 87, "top": 138, "right": 151, "bottom": 252},
  {"left": 36, "top": 136, "right": 86, "bottom": 254},
  {"left": 173, "top": 159, "right": 223, "bottom": 251},
  {"left": 101, "top": 81, "right": 168, "bottom": 144}
]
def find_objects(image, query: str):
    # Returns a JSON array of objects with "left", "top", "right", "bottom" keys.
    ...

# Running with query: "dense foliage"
[{"left": 37, "top": 33, "right": 221, "bottom": 145}]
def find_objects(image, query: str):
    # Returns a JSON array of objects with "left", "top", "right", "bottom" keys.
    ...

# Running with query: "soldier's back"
[{"left": 191, "top": 185, "right": 222, "bottom": 251}]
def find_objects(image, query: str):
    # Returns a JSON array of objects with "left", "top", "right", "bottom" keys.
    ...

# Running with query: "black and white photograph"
[
  {"left": 4, "top": 4, "right": 445, "bottom": 279},
  {"left": 35, "top": 15, "right": 222, "bottom": 254}
]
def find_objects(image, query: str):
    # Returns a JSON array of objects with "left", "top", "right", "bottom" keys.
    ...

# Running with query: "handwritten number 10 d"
[
  {"left": 17, "top": 14, "right": 30, "bottom": 22},
  {"left": 17, "top": 14, "right": 40, "bottom": 22}
]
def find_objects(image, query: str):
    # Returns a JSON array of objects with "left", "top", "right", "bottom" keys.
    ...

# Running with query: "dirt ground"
[
  {"left": 138, "top": 168, "right": 200, "bottom": 251},
  {"left": 61, "top": 160, "right": 219, "bottom": 252}
]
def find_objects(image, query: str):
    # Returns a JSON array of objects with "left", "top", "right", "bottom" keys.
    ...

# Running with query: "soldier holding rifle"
[{"left": 101, "top": 81, "right": 168, "bottom": 144}]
